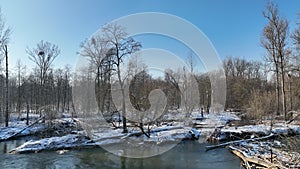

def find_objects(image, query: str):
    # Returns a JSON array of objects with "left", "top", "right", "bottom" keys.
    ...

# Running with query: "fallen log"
[
  {"left": 0, "top": 115, "right": 45, "bottom": 142},
  {"left": 9, "top": 134, "right": 97, "bottom": 154},
  {"left": 120, "top": 126, "right": 183, "bottom": 139},
  {"left": 231, "top": 149, "right": 278, "bottom": 169},
  {"left": 205, "top": 133, "right": 276, "bottom": 151},
  {"left": 229, "top": 146, "right": 288, "bottom": 169},
  {"left": 286, "top": 111, "right": 300, "bottom": 124}
]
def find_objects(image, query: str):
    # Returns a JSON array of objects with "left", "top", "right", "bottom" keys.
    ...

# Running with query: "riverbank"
[
  {"left": 204, "top": 117, "right": 300, "bottom": 168},
  {"left": 2, "top": 111, "right": 203, "bottom": 154},
  {"left": 229, "top": 140, "right": 300, "bottom": 169},
  {"left": 1, "top": 111, "right": 300, "bottom": 167}
]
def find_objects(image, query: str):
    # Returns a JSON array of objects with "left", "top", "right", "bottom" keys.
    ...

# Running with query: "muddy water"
[{"left": 0, "top": 138, "right": 241, "bottom": 169}]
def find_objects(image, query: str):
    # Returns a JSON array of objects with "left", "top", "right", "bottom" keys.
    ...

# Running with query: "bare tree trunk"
[
  {"left": 275, "top": 66, "right": 280, "bottom": 116},
  {"left": 5, "top": 45, "right": 9, "bottom": 127},
  {"left": 280, "top": 63, "right": 287, "bottom": 120},
  {"left": 116, "top": 47, "right": 127, "bottom": 133},
  {"left": 119, "top": 68, "right": 127, "bottom": 133},
  {"left": 17, "top": 64, "right": 21, "bottom": 115},
  {"left": 26, "top": 100, "right": 29, "bottom": 125}
]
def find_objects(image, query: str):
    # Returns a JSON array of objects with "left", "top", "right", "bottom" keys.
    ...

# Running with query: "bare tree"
[
  {"left": 63, "top": 65, "right": 72, "bottom": 113},
  {"left": 261, "top": 2, "right": 289, "bottom": 120},
  {"left": 26, "top": 41, "right": 60, "bottom": 86},
  {"left": 80, "top": 36, "right": 109, "bottom": 83},
  {"left": 4, "top": 44, "right": 8, "bottom": 126},
  {"left": 0, "top": 8, "right": 11, "bottom": 49},
  {"left": 292, "top": 14, "right": 300, "bottom": 53},
  {"left": 54, "top": 68, "right": 63, "bottom": 112},
  {"left": 26, "top": 40, "right": 60, "bottom": 116},
  {"left": 292, "top": 28, "right": 300, "bottom": 50},
  {"left": 0, "top": 8, "right": 11, "bottom": 127},
  {"left": 180, "top": 66, "right": 199, "bottom": 119},
  {"left": 15, "top": 60, "right": 25, "bottom": 116},
  {"left": 102, "top": 23, "right": 141, "bottom": 133},
  {"left": 80, "top": 36, "right": 112, "bottom": 114},
  {"left": 164, "top": 69, "right": 181, "bottom": 109}
]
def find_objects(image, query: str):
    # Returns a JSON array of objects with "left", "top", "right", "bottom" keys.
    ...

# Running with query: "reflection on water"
[
  {"left": 0, "top": 137, "right": 35, "bottom": 154},
  {"left": 0, "top": 139, "right": 241, "bottom": 169}
]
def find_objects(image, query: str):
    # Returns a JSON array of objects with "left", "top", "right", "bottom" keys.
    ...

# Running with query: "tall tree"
[
  {"left": 26, "top": 40, "right": 60, "bottom": 115},
  {"left": 292, "top": 14, "right": 300, "bottom": 53},
  {"left": 63, "top": 65, "right": 72, "bottom": 113},
  {"left": 4, "top": 44, "right": 8, "bottom": 127},
  {"left": 0, "top": 8, "right": 11, "bottom": 47},
  {"left": 0, "top": 8, "right": 11, "bottom": 127},
  {"left": 15, "top": 60, "right": 25, "bottom": 115},
  {"left": 80, "top": 36, "right": 111, "bottom": 113},
  {"left": 102, "top": 23, "right": 141, "bottom": 133},
  {"left": 261, "top": 2, "right": 289, "bottom": 120}
]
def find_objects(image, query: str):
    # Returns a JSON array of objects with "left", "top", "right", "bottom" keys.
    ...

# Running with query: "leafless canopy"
[
  {"left": 261, "top": 2, "right": 289, "bottom": 64},
  {"left": 261, "top": 1, "right": 289, "bottom": 119},
  {"left": 291, "top": 14, "right": 300, "bottom": 50},
  {"left": 102, "top": 23, "right": 141, "bottom": 66},
  {"left": 80, "top": 36, "right": 109, "bottom": 68},
  {"left": 26, "top": 40, "right": 60, "bottom": 84},
  {"left": 0, "top": 8, "right": 11, "bottom": 59}
]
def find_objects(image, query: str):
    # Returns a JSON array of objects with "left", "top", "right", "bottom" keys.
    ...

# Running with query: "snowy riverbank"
[
  {"left": 2, "top": 111, "right": 300, "bottom": 155},
  {"left": 0, "top": 121, "right": 45, "bottom": 141},
  {"left": 228, "top": 138, "right": 300, "bottom": 168},
  {"left": 210, "top": 123, "right": 300, "bottom": 141}
]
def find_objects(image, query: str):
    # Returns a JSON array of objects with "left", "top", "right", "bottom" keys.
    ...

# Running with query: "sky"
[{"left": 0, "top": 0, "right": 299, "bottom": 72}]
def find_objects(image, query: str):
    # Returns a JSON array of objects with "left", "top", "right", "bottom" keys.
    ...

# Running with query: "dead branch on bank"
[
  {"left": 0, "top": 115, "right": 45, "bottom": 142},
  {"left": 205, "top": 134, "right": 276, "bottom": 151}
]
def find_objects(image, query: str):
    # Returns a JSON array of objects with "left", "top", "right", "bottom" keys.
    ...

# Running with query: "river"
[{"left": 0, "top": 137, "right": 241, "bottom": 169}]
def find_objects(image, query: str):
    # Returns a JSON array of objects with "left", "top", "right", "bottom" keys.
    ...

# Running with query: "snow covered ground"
[
  {"left": 9, "top": 134, "right": 94, "bottom": 154},
  {"left": 0, "top": 122, "right": 45, "bottom": 141},
  {"left": 222, "top": 123, "right": 300, "bottom": 135},
  {"left": 229, "top": 139, "right": 300, "bottom": 168},
  {"left": 0, "top": 116, "right": 79, "bottom": 141},
  {"left": 217, "top": 123, "right": 300, "bottom": 141},
  {"left": 8, "top": 111, "right": 238, "bottom": 154},
  {"left": 3, "top": 111, "right": 300, "bottom": 154},
  {"left": 9, "top": 126, "right": 200, "bottom": 154}
]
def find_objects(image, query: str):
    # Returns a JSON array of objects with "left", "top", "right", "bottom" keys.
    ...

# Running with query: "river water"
[{"left": 0, "top": 137, "right": 241, "bottom": 169}]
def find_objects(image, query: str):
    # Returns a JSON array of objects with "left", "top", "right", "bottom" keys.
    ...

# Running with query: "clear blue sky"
[{"left": 0, "top": 0, "right": 299, "bottom": 71}]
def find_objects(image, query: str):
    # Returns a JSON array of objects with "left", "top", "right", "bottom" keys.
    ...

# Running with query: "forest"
[
  {"left": 0, "top": 2, "right": 299, "bottom": 128},
  {"left": 0, "top": 2, "right": 300, "bottom": 169}
]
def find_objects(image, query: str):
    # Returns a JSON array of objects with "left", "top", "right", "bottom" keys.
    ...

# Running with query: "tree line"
[
  {"left": 0, "top": 8, "right": 73, "bottom": 127},
  {"left": 0, "top": 2, "right": 300, "bottom": 130}
]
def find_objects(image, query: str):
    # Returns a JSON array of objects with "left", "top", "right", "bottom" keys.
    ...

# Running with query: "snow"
[
  {"left": 0, "top": 123, "right": 45, "bottom": 141},
  {"left": 221, "top": 123, "right": 300, "bottom": 135},
  {"left": 229, "top": 140, "right": 300, "bottom": 168},
  {"left": 91, "top": 125, "right": 200, "bottom": 145},
  {"left": 216, "top": 123, "right": 300, "bottom": 141},
  {"left": 10, "top": 134, "right": 93, "bottom": 154},
  {"left": 9, "top": 124, "right": 201, "bottom": 154},
  {"left": 0, "top": 117, "right": 79, "bottom": 141},
  {"left": 0, "top": 113, "right": 48, "bottom": 141},
  {"left": 193, "top": 111, "right": 240, "bottom": 127},
  {"left": 4, "top": 111, "right": 300, "bottom": 154}
]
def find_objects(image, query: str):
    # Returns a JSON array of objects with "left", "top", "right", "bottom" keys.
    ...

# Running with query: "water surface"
[{"left": 0, "top": 138, "right": 241, "bottom": 169}]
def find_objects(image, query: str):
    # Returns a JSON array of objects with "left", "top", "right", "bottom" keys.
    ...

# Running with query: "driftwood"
[
  {"left": 205, "top": 133, "right": 276, "bottom": 151},
  {"left": 229, "top": 146, "right": 288, "bottom": 169},
  {"left": 230, "top": 148, "right": 286, "bottom": 169},
  {"left": 287, "top": 111, "right": 300, "bottom": 124},
  {"left": 0, "top": 115, "right": 45, "bottom": 142},
  {"left": 9, "top": 135, "right": 97, "bottom": 154},
  {"left": 120, "top": 126, "right": 183, "bottom": 139}
]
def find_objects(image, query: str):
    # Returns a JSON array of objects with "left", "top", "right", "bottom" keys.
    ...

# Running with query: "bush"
[{"left": 246, "top": 90, "right": 276, "bottom": 123}]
